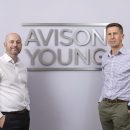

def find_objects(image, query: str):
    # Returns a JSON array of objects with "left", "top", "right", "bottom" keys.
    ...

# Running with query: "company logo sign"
[{"left": 22, "top": 23, "right": 107, "bottom": 71}]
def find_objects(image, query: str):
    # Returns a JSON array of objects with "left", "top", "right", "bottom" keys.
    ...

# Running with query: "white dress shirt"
[{"left": 0, "top": 53, "right": 30, "bottom": 118}]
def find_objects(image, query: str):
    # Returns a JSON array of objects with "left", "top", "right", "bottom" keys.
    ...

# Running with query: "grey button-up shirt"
[{"left": 99, "top": 47, "right": 130, "bottom": 105}]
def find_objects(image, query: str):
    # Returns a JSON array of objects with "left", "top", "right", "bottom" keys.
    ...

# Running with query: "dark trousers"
[{"left": 0, "top": 109, "right": 30, "bottom": 130}]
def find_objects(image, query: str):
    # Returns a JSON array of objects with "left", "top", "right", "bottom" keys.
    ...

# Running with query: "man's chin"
[
  {"left": 110, "top": 44, "right": 118, "bottom": 47},
  {"left": 12, "top": 51, "right": 20, "bottom": 55}
]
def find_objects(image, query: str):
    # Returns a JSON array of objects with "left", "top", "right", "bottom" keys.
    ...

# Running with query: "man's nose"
[
  {"left": 110, "top": 34, "right": 114, "bottom": 39},
  {"left": 13, "top": 42, "right": 18, "bottom": 46}
]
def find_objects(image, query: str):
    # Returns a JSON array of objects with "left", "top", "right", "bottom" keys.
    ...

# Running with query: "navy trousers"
[{"left": 0, "top": 109, "right": 30, "bottom": 130}]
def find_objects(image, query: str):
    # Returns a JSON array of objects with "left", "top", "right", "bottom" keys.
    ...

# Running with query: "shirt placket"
[{"left": 110, "top": 56, "right": 115, "bottom": 90}]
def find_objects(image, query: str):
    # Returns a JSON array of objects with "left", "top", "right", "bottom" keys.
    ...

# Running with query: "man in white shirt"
[{"left": 0, "top": 33, "right": 30, "bottom": 130}]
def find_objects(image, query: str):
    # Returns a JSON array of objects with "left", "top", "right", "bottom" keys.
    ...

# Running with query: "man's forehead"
[{"left": 6, "top": 34, "right": 21, "bottom": 41}]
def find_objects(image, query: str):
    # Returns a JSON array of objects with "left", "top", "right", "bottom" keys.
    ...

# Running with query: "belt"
[
  {"left": 2, "top": 109, "right": 28, "bottom": 114},
  {"left": 103, "top": 98, "right": 128, "bottom": 103}
]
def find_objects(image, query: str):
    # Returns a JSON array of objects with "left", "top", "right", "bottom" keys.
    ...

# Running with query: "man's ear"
[
  {"left": 4, "top": 42, "right": 6, "bottom": 47},
  {"left": 3, "top": 42, "right": 7, "bottom": 52},
  {"left": 122, "top": 34, "right": 124, "bottom": 39}
]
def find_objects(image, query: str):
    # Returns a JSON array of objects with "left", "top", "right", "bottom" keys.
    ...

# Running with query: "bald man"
[{"left": 0, "top": 33, "right": 30, "bottom": 130}]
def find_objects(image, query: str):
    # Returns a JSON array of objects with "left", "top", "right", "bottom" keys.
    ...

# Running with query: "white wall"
[{"left": 0, "top": 1, "right": 130, "bottom": 130}]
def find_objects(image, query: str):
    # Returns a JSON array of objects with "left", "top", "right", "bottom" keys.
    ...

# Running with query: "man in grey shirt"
[{"left": 98, "top": 23, "right": 130, "bottom": 130}]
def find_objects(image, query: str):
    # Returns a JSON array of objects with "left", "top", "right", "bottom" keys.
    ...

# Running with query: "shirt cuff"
[
  {"left": 0, "top": 112, "right": 3, "bottom": 118},
  {"left": 128, "top": 102, "right": 130, "bottom": 106},
  {"left": 127, "top": 102, "right": 130, "bottom": 110}
]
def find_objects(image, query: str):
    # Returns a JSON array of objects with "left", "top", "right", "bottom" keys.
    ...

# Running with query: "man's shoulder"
[
  {"left": 102, "top": 52, "right": 108, "bottom": 59},
  {"left": 0, "top": 55, "right": 4, "bottom": 62},
  {"left": 123, "top": 49, "right": 130, "bottom": 58},
  {"left": 126, "top": 49, "right": 130, "bottom": 54}
]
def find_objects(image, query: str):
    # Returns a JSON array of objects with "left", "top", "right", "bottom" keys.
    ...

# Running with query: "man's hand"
[
  {"left": 128, "top": 110, "right": 130, "bottom": 114},
  {"left": 0, "top": 115, "right": 6, "bottom": 128}
]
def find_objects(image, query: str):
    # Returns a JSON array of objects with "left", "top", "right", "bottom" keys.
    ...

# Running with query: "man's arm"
[{"left": 0, "top": 67, "right": 5, "bottom": 128}]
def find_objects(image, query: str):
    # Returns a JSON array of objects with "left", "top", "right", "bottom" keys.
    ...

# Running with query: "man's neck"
[
  {"left": 6, "top": 53, "right": 18, "bottom": 63},
  {"left": 111, "top": 45, "right": 123, "bottom": 55}
]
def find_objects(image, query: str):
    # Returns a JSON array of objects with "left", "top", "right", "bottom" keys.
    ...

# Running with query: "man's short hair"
[{"left": 106, "top": 23, "right": 123, "bottom": 33}]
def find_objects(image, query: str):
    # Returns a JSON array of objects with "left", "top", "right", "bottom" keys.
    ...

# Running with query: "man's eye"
[
  {"left": 16, "top": 41, "right": 21, "bottom": 44},
  {"left": 9, "top": 40, "right": 21, "bottom": 44},
  {"left": 10, "top": 40, "right": 14, "bottom": 43}
]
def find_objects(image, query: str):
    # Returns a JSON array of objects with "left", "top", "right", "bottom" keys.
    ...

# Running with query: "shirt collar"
[
  {"left": 107, "top": 46, "right": 127, "bottom": 57},
  {"left": 3, "top": 53, "right": 20, "bottom": 64}
]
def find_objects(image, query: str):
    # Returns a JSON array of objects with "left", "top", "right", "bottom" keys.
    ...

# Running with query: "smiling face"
[
  {"left": 106, "top": 26, "right": 124, "bottom": 49},
  {"left": 4, "top": 33, "right": 22, "bottom": 58}
]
